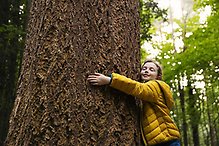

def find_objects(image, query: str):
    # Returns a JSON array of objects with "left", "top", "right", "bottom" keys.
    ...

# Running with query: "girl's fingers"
[
  {"left": 88, "top": 75, "right": 96, "bottom": 78},
  {"left": 88, "top": 73, "right": 102, "bottom": 78},
  {"left": 87, "top": 73, "right": 104, "bottom": 86},
  {"left": 92, "top": 83, "right": 99, "bottom": 85},
  {"left": 87, "top": 78, "right": 97, "bottom": 82},
  {"left": 87, "top": 79, "right": 98, "bottom": 83},
  {"left": 87, "top": 75, "right": 97, "bottom": 80},
  {"left": 88, "top": 73, "right": 100, "bottom": 79},
  {"left": 87, "top": 78, "right": 99, "bottom": 85},
  {"left": 94, "top": 73, "right": 102, "bottom": 76},
  {"left": 89, "top": 81, "right": 99, "bottom": 86}
]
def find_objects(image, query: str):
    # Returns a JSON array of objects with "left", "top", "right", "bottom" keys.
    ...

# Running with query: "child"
[{"left": 87, "top": 59, "right": 181, "bottom": 146}]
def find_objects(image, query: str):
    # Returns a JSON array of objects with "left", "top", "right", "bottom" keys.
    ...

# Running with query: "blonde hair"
[{"left": 142, "top": 59, "right": 163, "bottom": 80}]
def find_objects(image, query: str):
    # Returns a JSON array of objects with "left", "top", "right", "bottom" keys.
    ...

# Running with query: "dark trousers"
[{"left": 153, "top": 139, "right": 180, "bottom": 146}]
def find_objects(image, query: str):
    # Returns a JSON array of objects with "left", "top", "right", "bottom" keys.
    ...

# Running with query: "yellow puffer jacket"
[{"left": 110, "top": 73, "right": 180, "bottom": 146}]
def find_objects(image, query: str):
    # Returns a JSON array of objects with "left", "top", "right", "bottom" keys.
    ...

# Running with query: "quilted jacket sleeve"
[{"left": 110, "top": 73, "right": 161, "bottom": 103}]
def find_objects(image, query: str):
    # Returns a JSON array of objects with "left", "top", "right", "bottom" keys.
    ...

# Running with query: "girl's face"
[{"left": 141, "top": 62, "right": 159, "bottom": 81}]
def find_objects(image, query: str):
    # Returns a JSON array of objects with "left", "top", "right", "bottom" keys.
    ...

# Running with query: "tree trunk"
[
  {"left": 187, "top": 80, "right": 200, "bottom": 146},
  {"left": 178, "top": 80, "right": 188, "bottom": 146},
  {"left": 207, "top": 106, "right": 217, "bottom": 146},
  {"left": 5, "top": 0, "right": 142, "bottom": 146},
  {"left": 207, "top": 86, "right": 218, "bottom": 146}
]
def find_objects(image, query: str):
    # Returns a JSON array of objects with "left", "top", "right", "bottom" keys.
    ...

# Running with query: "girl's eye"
[{"left": 150, "top": 68, "right": 155, "bottom": 72}]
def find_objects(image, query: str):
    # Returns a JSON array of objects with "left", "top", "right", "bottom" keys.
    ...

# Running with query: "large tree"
[{"left": 5, "top": 0, "right": 142, "bottom": 145}]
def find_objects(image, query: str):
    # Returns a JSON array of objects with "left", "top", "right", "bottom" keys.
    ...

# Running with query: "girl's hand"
[{"left": 87, "top": 73, "right": 111, "bottom": 86}]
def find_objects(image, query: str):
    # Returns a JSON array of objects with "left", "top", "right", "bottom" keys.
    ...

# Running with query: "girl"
[{"left": 87, "top": 60, "right": 181, "bottom": 146}]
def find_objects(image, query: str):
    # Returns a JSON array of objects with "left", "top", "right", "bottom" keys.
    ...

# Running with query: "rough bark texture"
[{"left": 5, "top": 0, "right": 141, "bottom": 145}]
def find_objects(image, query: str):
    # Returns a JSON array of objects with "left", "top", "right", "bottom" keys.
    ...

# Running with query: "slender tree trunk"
[
  {"left": 5, "top": 0, "right": 142, "bottom": 145},
  {"left": 172, "top": 83, "right": 180, "bottom": 131},
  {"left": 191, "top": 125, "right": 199, "bottom": 146},
  {"left": 187, "top": 80, "right": 200, "bottom": 146},
  {"left": 201, "top": 93, "right": 210, "bottom": 146},
  {"left": 207, "top": 86, "right": 217, "bottom": 146},
  {"left": 211, "top": 85, "right": 219, "bottom": 146},
  {"left": 207, "top": 106, "right": 217, "bottom": 146},
  {"left": 178, "top": 80, "right": 188, "bottom": 146}
]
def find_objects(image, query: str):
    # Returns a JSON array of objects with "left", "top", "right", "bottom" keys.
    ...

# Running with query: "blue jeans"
[
  {"left": 169, "top": 140, "right": 180, "bottom": 146},
  {"left": 154, "top": 139, "right": 180, "bottom": 146}
]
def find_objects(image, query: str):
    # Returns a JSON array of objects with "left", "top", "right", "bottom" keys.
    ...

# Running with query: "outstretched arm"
[
  {"left": 88, "top": 73, "right": 160, "bottom": 103},
  {"left": 87, "top": 73, "right": 111, "bottom": 86}
]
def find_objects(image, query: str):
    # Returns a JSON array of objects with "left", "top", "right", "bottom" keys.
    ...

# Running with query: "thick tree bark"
[{"left": 5, "top": 0, "right": 142, "bottom": 146}]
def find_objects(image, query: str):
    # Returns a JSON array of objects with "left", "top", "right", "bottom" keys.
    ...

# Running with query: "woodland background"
[{"left": 0, "top": 0, "right": 218, "bottom": 146}]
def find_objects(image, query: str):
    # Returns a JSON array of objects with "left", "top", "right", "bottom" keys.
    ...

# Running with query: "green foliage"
[
  {"left": 149, "top": 0, "right": 219, "bottom": 145},
  {"left": 140, "top": 48, "right": 147, "bottom": 63},
  {"left": 150, "top": 0, "right": 219, "bottom": 143},
  {"left": 0, "top": 24, "right": 25, "bottom": 44},
  {"left": 140, "top": 0, "right": 167, "bottom": 45},
  {"left": 183, "top": 10, "right": 219, "bottom": 74},
  {"left": 194, "top": 0, "right": 219, "bottom": 11}
]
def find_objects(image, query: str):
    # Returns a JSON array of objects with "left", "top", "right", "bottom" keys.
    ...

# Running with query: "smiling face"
[{"left": 141, "top": 62, "right": 159, "bottom": 81}]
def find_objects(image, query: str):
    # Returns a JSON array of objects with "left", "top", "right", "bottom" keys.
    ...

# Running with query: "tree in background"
[
  {"left": 140, "top": 0, "right": 167, "bottom": 61},
  {"left": 147, "top": 0, "right": 219, "bottom": 145},
  {"left": 0, "top": 0, "right": 28, "bottom": 145}
]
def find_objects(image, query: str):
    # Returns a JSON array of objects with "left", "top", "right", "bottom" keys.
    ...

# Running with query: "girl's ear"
[{"left": 157, "top": 75, "right": 162, "bottom": 80}]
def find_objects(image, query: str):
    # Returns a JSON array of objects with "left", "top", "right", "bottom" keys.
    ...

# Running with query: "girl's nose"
[{"left": 144, "top": 69, "right": 149, "bottom": 73}]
